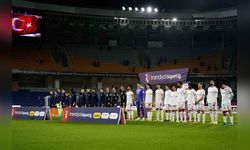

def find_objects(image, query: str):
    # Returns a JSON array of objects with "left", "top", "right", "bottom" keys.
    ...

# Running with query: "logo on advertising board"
[
  {"left": 109, "top": 113, "right": 118, "bottom": 119},
  {"left": 34, "top": 111, "right": 39, "bottom": 116},
  {"left": 93, "top": 112, "right": 101, "bottom": 119},
  {"left": 64, "top": 109, "right": 70, "bottom": 120},
  {"left": 29, "top": 111, "right": 35, "bottom": 117},
  {"left": 101, "top": 113, "right": 109, "bottom": 119},
  {"left": 145, "top": 73, "right": 150, "bottom": 83},
  {"left": 39, "top": 111, "right": 45, "bottom": 117}
]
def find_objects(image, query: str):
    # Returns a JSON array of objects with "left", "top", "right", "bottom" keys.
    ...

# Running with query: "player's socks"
[
  {"left": 193, "top": 111, "right": 197, "bottom": 122},
  {"left": 210, "top": 112, "right": 214, "bottom": 123},
  {"left": 189, "top": 112, "right": 192, "bottom": 122},
  {"left": 150, "top": 112, "right": 152, "bottom": 121},
  {"left": 230, "top": 116, "right": 233, "bottom": 125},
  {"left": 202, "top": 114, "right": 206, "bottom": 124},
  {"left": 223, "top": 115, "right": 227, "bottom": 123},
  {"left": 166, "top": 112, "right": 169, "bottom": 121},
  {"left": 197, "top": 113, "right": 201, "bottom": 123},
  {"left": 183, "top": 111, "right": 187, "bottom": 122},
  {"left": 214, "top": 111, "right": 218, "bottom": 124},
  {"left": 156, "top": 110, "right": 160, "bottom": 121},
  {"left": 176, "top": 111, "right": 179, "bottom": 122},
  {"left": 127, "top": 111, "right": 131, "bottom": 120},
  {"left": 131, "top": 111, "right": 134, "bottom": 120},
  {"left": 180, "top": 111, "right": 183, "bottom": 122},
  {"left": 147, "top": 112, "right": 149, "bottom": 120},
  {"left": 160, "top": 110, "right": 164, "bottom": 121},
  {"left": 172, "top": 112, "right": 175, "bottom": 121}
]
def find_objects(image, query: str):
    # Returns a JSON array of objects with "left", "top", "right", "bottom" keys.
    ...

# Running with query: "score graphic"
[{"left": 12, "top": 13, "right": 42, "bottom": 37}]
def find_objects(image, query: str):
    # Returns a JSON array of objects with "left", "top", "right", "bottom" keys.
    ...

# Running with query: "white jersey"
[
  {"left": 196, "top": 89, "right": 205, "bottom": 105},
  {"left": 207, "top": 86, "right": 218, "bottom": 103},
  {"left": 170, "top": 91, "right": 178, "bottom": 105},
  {"left": 220, "top": 86, "right": 234, "bottom": 103},
  {"left": 164, "top": 90, "right": 171, "bottom": 105},
  {"left": 186, "top": 89, "right": 196, "bottom": 104},
  {"left": 145, "top": 89, "right": 153, "bottom": 103},
  {"left": 155, "top": 89, "right": 164, "bottom": 104},
  {"left": 177, "top": 87, "right": 186, "bottom": 103},
  {"left": 126, "top": 91, "right": 134, "bottom": 104}
]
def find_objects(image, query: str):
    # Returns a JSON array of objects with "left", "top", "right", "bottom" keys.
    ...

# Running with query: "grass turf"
[{"left": 12, "top": 114, "right": 237, "bottom": 150}]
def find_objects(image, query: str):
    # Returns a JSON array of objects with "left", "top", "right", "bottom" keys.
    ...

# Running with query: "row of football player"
[{"left": 125, "top": 81, "right": 234, "bottom": 125}]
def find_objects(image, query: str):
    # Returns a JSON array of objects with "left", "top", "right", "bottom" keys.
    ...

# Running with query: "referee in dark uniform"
[
  {"left": 91, "top": 88, "right": 99, "bottom": 107},
  {"left": 112, "top": 87, "right": 119, "bottom": 107},
  {"left": 99, "top": 88, "right": 106, "bottom": 107},
  {"left": 86, "top": 88, "right": 92, "bottom": 107}
]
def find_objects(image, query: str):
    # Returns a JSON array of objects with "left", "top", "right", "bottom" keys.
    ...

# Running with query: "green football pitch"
[{"left": 12, "top": 114, "right": 237, "bottom": 150}]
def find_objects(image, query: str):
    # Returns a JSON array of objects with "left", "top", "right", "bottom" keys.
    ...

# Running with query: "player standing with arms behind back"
[
  {"left": 170, "top": 85, "right": 178, "bottom": 122},
  {"left": 196, "top": 82, "right": 206, "bottom": 124},
  {"left": 145, "top": 84, "right": 153, "bottom": 121},
  {"left": 155, "top": 84, "right": 164, "bottom": 122},
  {"left": 220, "top": 82, "right": 234, "bottom": 125},
  {"left": 186, "top": 83, "right": 196, "bottom": 122},
  {"left": 164, "top": 85, "right": 171, "bottom": 121},
  {"left": 126, "top": 85, "right": 134, "bottom": 120},
  {"left": 207, "top": 80, "right": 219, "bottom": 124}
]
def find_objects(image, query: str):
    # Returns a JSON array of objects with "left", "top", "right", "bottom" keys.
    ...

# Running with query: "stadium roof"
[{"left": 25, "top": 0, "right": 237, "bottom": 11}]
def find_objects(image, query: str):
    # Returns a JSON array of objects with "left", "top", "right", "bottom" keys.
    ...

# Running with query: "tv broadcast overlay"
[
  {"left": 139, "top": 68, "right": 189, "bottom": 84},
  {"left": 12, "top": 13, "right": 42, "bottom": 37},
  {"left": 12, "top": 107, "right": 50, "bottom": 120},
  {"left": 62, "top": 107, "right": 126, "bottom": 125}
]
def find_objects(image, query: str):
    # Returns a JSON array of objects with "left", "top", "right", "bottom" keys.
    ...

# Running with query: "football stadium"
[{"left": 12, "top": 0, "right": 237, "bottom": 150}]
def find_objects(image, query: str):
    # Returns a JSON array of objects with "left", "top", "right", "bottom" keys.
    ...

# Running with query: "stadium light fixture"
[
  {"left": 128, "top": 7, "right": 132, "bottom": 11},
  {"left": 172, "top": 17, "right": 178, "bottom": 22},
  {"left": 141, "top": 7, "right": 145, "bottom": 12},
  {"left": 135, "top": 7, "right": 139, "bottom": 11},
  {"left": 147, "top": 6, "right": 152, "bottom": 13},
  {"left": 154, "top": 8, "right": 158, "bottom": 13},
  {"left": 122, "top": 6, "right": 126, "bottom": 11}
]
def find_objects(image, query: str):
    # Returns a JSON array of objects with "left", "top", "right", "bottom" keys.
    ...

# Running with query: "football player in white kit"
[
  {"left": 186, "top": 83, "right": 196, "bottom": 122},
  {"left": 126, "top": 85, "right": 134, "bottom": 120},
  {"left": 220, "top": 82, "right": 234, "bottom": 125},
  {"left": 177, "top": 82, "right": 187, "bottom": 122},
  {"left": 207, "top": 80, "right": 219, "bottom": 124},
  {"left": 196, "top": 82, "right": 206, "bottom": 124},
  {"left": 170, "top": 85, "right": 178, "bottom": 122},
  {"left": 145, "top": 84, "right": 153, "bottom": 121},
  {"left": 154, "top": 84, "right": 164, "bottom": 121},
  {"left": 163, "top": 85, "right": 171, "bottom": 121}
]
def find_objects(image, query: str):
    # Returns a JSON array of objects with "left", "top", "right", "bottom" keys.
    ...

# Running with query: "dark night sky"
[{"left": 26, "top": 0, "right": 237, "bottom": 11}]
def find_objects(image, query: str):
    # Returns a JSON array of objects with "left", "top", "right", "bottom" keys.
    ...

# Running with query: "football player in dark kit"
[
  {"left": 120, "top": 86, "right": 126, "bottom": 108},
  {"left": 105, "top": 87, "right": 112, "bottom": 107},
  {"left": 70, "top": 88, "right": 77, "bottom": 107},
  {"left": 78, "top": 88, "right": 86, "bottom": 107},
  {"left": 64, "top": 92, "right": 70, "bottom": 107},
  {"left": 86, "top": 88, "right": 92, "bottom": 107},
  {"left": 99, "top": 88, "right": 106, "bottom": 107},
  {"left": 112, "top": 87, "right": 119, "bottom": 107},
  {"left": 54, "top": 91, "right": 59, "bottom": 106},
  {"left": 91, "top": 88, "right": 99, "bottom": 107},
  {"left": 49, "top": 90, "right": 55, "bottom": 108},
  {"left": 61, "top": 89, "right": 66, "bottom": 108},
  {"left": 57, "top": 88, "right": 62, "bottom": 103}
]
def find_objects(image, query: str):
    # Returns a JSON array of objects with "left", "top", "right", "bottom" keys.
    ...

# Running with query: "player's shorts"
[
  {"left": 177, "top": 102, "right": 185, "bottom": 110},
  {"left": 221, "top": 100, "right": 231, "bottom": 111},
  {"left": 126, "top": 103, "right": 133, "bottom": 111},
  {"left": 163, "top": 104, "right": 171, "bottom": 110},
  {"left": 170, "top": 105, "right": 177, "bottom": 111},
  {"left": 155, "top": 103, "right": 163, "bottom": 109},
  {"left": 145, "top": 103, "right": 152, "bottom": 109},
  {"left": 187, "top": 103, "right": 195, "bottom": 111},
  {"left": 196, "top": 104, "right": 204, "bottom": 111},
  {"left": 208, "top": 102, "right": 218, "bottom": 111}
]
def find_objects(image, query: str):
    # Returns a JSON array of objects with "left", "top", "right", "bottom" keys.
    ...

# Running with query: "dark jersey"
[
  {"left": 99, "top": 92, "right": 106, "bottom": 107},
  {"left": 49, "top": 94, "right": 55, "bottom": 108},
  {"left": 86, "top": 92, "right": 92, "bottom": 107},
  {"left": 92, "top": 92, "right": 99, "bottom": 107},
  {"left": 120, "top": 90, "right": 127, "bottom": 107},
  {"left": 112, "top": 92, "right": 119, "bottom": 107},
  {"left": 105, "top": 92, "right": 112, "bottom": 107},
  {"left": 79, "top": 92, "right": 86, "bottom": 107}
]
